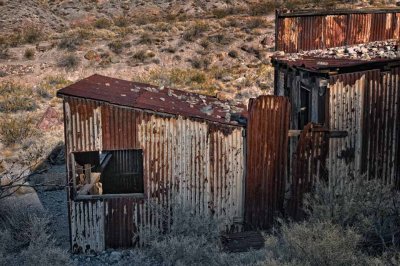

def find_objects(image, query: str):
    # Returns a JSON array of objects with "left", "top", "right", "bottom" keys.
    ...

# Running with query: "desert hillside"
[{"left": 1, "top": 0, "right": 400, "bottom": 265}]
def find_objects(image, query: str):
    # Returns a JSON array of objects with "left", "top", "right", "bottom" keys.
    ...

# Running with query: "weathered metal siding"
[
  {"left": 287, "top": 123, "right": 328, "bottom": 219},
  {"left": 63, "top": 96, "right": 245, "bottom": 252},
  {"left": 70, "top": 200, "right": 105, "bottom": 253},
  {"left": 361, "top": 67, "right": 400, "bottom": 186},
  {"left": 328, "top": 69, "right": 400, "bottom": 186},
  {"left": 276, "top": 11, "right": 400, "bottom": 53},
  {"left": 327, "top": 71, "right": 368, "bottom": 180},
  {"left": 245, "top": 96, "right": 290, "bottom": 229}
]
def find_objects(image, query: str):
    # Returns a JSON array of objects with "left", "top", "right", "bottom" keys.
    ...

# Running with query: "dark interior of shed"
[{"left": 73, "top": 149, "right": 144, "bottom": 196}]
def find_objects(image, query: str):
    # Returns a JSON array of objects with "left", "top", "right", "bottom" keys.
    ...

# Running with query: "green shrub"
[
  {"left": 0, "top": 115, "right": 37, "bottom": 146},
  {"left": 94, "top": 17, "right": 112, "bottom": 29},
  {"left": 183, "top": 21, "right": 209, "bottom": 42},
  {"left": 24, "top": 48, "right": 35, "bottom": 59},
  {"left": 0, "top": 83, "right": 37, "bottom": 113},
  {"left": 58, "top": 54, "right": 80, "bottom": 70}
]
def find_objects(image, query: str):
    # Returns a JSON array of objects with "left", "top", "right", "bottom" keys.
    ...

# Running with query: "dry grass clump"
[
  {"left": 190, "top": 56, "right": 211, "bottom": 70},
  {"left": 24, "top": 48, "right": 35, "bottom": 60},
  {"left": 246, "top": 17, "right": 269, "bottom": 29},
  {"left": 129, "top": 49, "right": 156, "bottom": 65},
  {"left": 22, "top": 25, "right": 43, "bottom": 44},
  {"left": 36, "top": 76, "right": 71, "bottom": 99},
  {"left": 113, "top": 15, "right": 130, "bottom": 27},
  {"left": 94, "top": 17, "right": 113, "bottom": 29},
  {"left": 248, "top": 1, "right": 276, "bottom": 16},
  {"left": 207, "top": 33, "right": 234, "bottom": 46},
  {"left": 183, "top": 21, "right": 209, "bottom": 42},
  {"left": 0, "top": 45, "right": 10, "bottom": 59},
  {"left": 138, "top": 32, "right": 156, "bottom": 45},
  {"left": 212, "top": 6, "right": 246, "bottom": 19},
  {"left": 58, "top": 28, "right": 93, "bottom": 51},
  {"left": 108, "top": 39, "right": 124, "bottom": 54},
  {"left": 0, "top": 205, "right": 71, "bottom": 265},
  {"left": 136, "top": 202, "right": 266, "bottom": 266},
  {"left": 0, "top": 114, "right": 37, "bottom": 146},
  {"left": 0, "top": 83, "right": 37, "bottom": 113},
  {"left": 58, "top": 53, "right": 80, "bottom": 70},
  {"left": 137, "top": 68, "right": 217, "bottom": 95}
]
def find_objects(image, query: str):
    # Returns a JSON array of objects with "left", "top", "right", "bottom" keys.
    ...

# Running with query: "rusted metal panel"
[
  {"left": 70, "top": 200, "right": 105, "bottom": 253},
  {"left": 104, "top": 197, "right": 141, "bottom": 248},
  {"left": 276, "top": 9, "right": 400, "bottom": 53},
  {"left": 58, "top": 74, "right": 247, "bottom": 126},
  {"left": 361, "top": 67, "right": 400, "bottom": 186},
  {"left": 287, "top": 123, "right": 328, "bottom": 219},
  {"left": 245, "top": 96, "right": 290, "bottom": 229}
]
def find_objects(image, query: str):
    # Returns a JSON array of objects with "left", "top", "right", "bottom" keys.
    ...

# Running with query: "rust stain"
[{"left": 276, "top": 9, "right": 400, "bottom": 52}]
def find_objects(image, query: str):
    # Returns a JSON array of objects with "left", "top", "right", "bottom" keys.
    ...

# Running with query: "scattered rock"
[
  {"left": 221, "top": 75, "right": 233, "bottom": 82},
  {"left": 257, "top": 81, "right": 270, "bottom": 90},
  {"left": 36, "top": 41, "right": 55, "bottom": 52},
  {"left": 84, "top": 50, "right": 100, "bottom": 61},
  {"left": 110, "top": 56, "right": 120, "bottom": 64}
]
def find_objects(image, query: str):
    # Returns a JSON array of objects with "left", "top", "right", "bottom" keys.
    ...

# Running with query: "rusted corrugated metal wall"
[
  {"left": 361, "top": 67, "right": 400, "bottom": 186},
  {"left": 328, "top": 68, "right": 400, "bottom": 186},
  {"left": 64, "top": 96, "right": 245, "bottom": 252},
  {"left": 276, "top": 11, "right": 400, "bottom": 53},
  {"left": 245, "top": 96, "right": 290, "bottom": 229},
  {"left": 287, "top": 123, "right": 328, "bottom": 220}
]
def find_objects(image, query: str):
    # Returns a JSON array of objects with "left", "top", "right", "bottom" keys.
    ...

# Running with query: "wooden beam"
[
  {"left": 288, "top": 129, "right": 348, "bottom": 138},
  {"left": 99, "top": 153, "right": 112, "bottom": 173}
]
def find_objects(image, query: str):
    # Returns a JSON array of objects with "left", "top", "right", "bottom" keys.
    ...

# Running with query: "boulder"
[
  {"left": 84, "top": 50, "right": 100, "bottom": 61},
  {"left": 37, "top": 106, "right": 62, "bottom": 130}
]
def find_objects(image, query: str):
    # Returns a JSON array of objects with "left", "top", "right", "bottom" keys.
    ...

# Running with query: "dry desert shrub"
[
  {"left": 58, "top": 53, "right": 81, "bottom": 70},
  {"left": 36, "top": 75, "right": 71, "bottom": 99},
  {"left": 0, "top": 205, "right": 71, "bottom": 265},
  {"left": 0, "top": 114, "right": 38, "bottom": 146},
  {"left": 304, "top": 175, "right": 400, "bottom": 254},
  {"left": 183, "top": 21, "right": 209, "bottom": 42},
  {"left": 0, "top": 82, "right": 37, "bottom": 113},
  {"left": 24, "top": 48, "right": 35, "bottom": 60},
  {"left": 264, "top": 221, "right": 369, "bottom": 266}
]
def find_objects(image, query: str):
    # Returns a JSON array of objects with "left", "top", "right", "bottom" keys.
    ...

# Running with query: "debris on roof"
[
  {"left": 57, "top": 74, "right": 248, "bottom": 126},
  {"left": 272, "top": 40, "right": 400, "bottom": 72}
]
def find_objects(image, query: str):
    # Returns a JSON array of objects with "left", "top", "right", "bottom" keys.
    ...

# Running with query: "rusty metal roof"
[
  {"left": 272, "top": 55, "right": 400, "bottom": 73},
  {"left": 57, "top": 74, "right": 247, "bottom": 126},
  {"left": 277, "top": 8, "right": 400, "bottom": 17}
]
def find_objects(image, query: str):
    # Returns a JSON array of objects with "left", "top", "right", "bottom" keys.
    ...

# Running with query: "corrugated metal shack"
[
  {"left": 272, "top": 9, "right": 400, "bottom": 218},
  {"left": 57, "top": 74, "right": 248, "bottom": 252}
]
